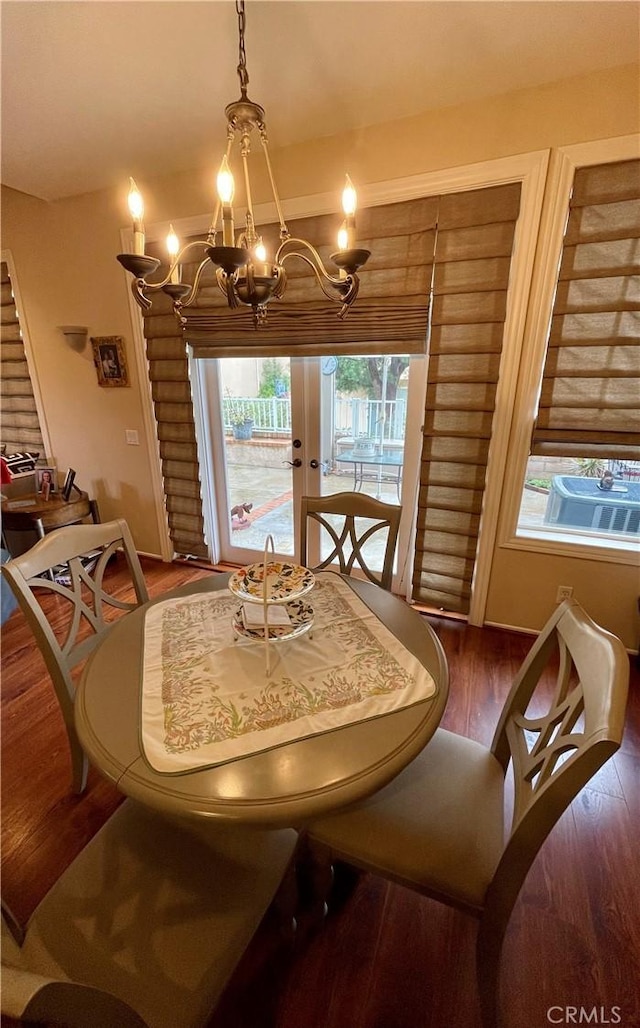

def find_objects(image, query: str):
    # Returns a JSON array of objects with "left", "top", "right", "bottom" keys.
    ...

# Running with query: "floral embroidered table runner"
[{"left": 141, "top": 573, "right": 436, "bottom": 773}]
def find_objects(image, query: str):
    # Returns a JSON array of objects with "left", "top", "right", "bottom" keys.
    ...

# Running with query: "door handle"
[
  {"left": 309, "top": 459, "right": 320, "bottom": 469},
  {"left": 283, "top": 459, "right": 302, "bottom": 468}
]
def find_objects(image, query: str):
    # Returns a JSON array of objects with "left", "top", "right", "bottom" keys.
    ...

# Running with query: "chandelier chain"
[{"left": 236, "top": 0, "right": 249, "bottom": 96}]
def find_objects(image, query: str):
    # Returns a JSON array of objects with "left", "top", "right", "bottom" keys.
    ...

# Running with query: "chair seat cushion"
[
  {"left": 16, "top": 801, "right": 297, "bottom": 1028},
  {"left": 308, "top": 728, "right": 505, "bottom": 911}
]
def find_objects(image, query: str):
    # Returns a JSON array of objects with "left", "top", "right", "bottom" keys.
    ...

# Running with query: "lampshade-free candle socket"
[
  {"left": 166, "top": 224, "right": 181, "bottom": 283},
  {"left": 217, "top": 156, "right": 235, "bottom": 246},
  {"left": 128, "top": 177, "right": 145, "bottom": 255}
]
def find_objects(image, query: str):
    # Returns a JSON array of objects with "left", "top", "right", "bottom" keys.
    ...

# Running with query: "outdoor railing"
[
  {"left": 224, "top": 397, "right": 292, "bottom": 433},
  {"left": 223, "top": 396, "right": 407, "bottom": 441}
]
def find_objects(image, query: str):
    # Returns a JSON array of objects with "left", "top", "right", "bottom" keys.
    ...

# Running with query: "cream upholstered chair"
[
  {"left": 304, "top": 599, "right": 629, "bottom": 1028},
  {"left": 300, "top": 491, "right": 401, "bottom": 591},
  {"left": 1, "top": 799, "right": 298, "bottom": 1028},
  {"left": 1, "top": 519, "right": 149, "bottom": 794}
]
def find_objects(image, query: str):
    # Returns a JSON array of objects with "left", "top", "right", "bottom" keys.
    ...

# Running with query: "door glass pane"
[
  {"left": 219, "top": 357, "right": 295, "bottom": 556},
  {"left": 318, "top": 355, "right": 408, "bottom": 573}
]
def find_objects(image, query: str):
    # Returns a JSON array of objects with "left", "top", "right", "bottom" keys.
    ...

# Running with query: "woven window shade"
[
  {"left": 175, "top": 196, "right": 436, "bottom": 357},
  {"left": 141, "top": 286, "right": 207, "bottom": 558},
  {"left": 412, "top": 182, "right": 522, "bottom": 614},
  {"left": 531, "top": 158, "right": 640, "bottom": 459},
  {"left": 0, "top": 261, "right": 44, "bottom": 456}
]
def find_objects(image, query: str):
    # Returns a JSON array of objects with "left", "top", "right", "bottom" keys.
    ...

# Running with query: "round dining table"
[{"left": 75, "top": 572, "right": 449, "bottom": 827}]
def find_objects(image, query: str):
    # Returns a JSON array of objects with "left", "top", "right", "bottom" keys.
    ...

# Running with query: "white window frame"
[{"left": 497, "top": 134, "right": 640, "bottom": 568}]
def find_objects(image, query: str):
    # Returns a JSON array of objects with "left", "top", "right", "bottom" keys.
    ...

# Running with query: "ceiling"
[{"left": 1, "top": 1, "right": 637, "bottom": 202}]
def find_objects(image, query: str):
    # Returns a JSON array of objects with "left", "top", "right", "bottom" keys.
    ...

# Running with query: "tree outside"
[{"left": 335, "top": 356, "right": 409, "bottom": 401}]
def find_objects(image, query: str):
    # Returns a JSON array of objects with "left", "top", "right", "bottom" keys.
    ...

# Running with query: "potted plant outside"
[{"left": 230, "top": 412, "right": 254, "bottom": 440}]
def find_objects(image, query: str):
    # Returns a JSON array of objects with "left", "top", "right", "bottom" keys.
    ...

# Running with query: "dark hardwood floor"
[{"left": 1, "top": 556, "right": 638, "bottom": 1028}]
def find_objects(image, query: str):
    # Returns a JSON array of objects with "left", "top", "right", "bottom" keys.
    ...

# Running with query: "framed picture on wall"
[{"left": 91, "top": 336, "right": 130, "bottom": 388}]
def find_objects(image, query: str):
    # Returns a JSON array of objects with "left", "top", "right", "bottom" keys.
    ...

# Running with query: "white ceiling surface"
[{"left": 1, "top": 1, "right": 638, "bottom": 202}]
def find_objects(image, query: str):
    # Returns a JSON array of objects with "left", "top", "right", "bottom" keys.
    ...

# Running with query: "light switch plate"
[{"left": 125, "top": 429, "right": 139, "bottom": 445}]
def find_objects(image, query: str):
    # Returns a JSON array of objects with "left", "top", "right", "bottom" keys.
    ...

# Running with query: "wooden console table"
[{"left": 1, "top": 490, "right": 100, "bottom": 555}]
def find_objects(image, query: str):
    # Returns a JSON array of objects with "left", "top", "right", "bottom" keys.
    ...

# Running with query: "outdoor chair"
[
  {"left": 302, "top": 598, "right": 629, "bottom": 1028},
  {"left": 300, "top": 491, "right": 402, "bottom": 591},
  {"left": 1, "top": 799, "right": 298, "bottom": 1028},
  {"left": 1, "top": 518, "right": 149, "bottom": 794}
]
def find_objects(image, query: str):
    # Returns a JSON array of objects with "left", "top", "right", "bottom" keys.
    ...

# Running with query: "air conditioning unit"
[{"left": 544, "top": 476, "right": 640, "bottom": 535}]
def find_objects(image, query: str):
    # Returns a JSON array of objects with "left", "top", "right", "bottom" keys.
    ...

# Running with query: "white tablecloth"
[{"left": 141, "top": 573, "right": 436, "bottom": 773}]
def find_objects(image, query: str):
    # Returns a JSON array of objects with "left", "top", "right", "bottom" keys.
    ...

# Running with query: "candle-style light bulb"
[
  {"left": 166, "top": 224, "right": 180, "bottom": 283},
  {"left": 128, "top": 177, "right": 145, "bottom": 255},
  {"left": 341, "top": 174, "right": 357, "bottom": 248},
  {"left": 342, "top": 174, "right": 357, "bottom": 218},
  {"left": 216, "top": 156, "right": 235, "bottom": 205},
  {"left": 337, "top": 225, "right": 349, "bottom": 251},
  {"left": 217, "top": 156, "right": 235, "bottom": 245},
  {"left": 252, "top": 239, "right": 269, "bottom": 277},
  {"left": 166, "top": 224, "right": 179, "bottom": 258},
  {"left": 128, "top": 177, "right": 144, "bottom": 221}
]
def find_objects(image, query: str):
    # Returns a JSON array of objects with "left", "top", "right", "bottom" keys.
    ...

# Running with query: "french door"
[{"left": 195, "top": 354, "right": 427, "bottom": 593}]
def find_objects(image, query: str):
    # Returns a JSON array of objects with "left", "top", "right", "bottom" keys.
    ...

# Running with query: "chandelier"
[{"left": 117, "top": 0, "right": 370, "bottom": 329}]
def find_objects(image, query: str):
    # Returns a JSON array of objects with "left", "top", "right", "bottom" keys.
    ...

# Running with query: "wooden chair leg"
[
  {"left": 70, "top": 734, "right": 89, "bottom": 795},
  {"left": 476, "top": 915, "right": 507, "bottom": 1028}
]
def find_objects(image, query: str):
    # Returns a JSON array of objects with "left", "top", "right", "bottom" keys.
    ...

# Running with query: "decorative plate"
[
  {"left": 228, "top": 561, "right": 315, "bottom": 603},
  {"left": 232, "top": 599, "right": 314, "bottom": 641}
]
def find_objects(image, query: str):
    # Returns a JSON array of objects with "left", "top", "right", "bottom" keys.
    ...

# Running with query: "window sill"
[{"left": 502, "top": 526, "right": 640, "bottom": 565}]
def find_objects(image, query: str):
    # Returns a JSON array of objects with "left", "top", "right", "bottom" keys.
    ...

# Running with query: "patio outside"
[{"left": 225, "top": 436, "right": 402, "bottom": 562}]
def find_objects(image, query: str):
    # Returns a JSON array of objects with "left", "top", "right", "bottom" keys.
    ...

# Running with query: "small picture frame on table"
[
  {"left": 62, "top": 468, "right": 76, "bottom": 501},
  {"left": 91, "top": 336, "right": 130, "bottom": 388},
  {"left": 36, "top": 466, "right": 57, "bottom": 501}
]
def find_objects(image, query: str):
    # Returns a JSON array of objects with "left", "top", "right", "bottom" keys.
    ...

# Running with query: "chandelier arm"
[
  {"left": 123, "top": 240, "right": 215, "bottom": 294},
  {"left": 278, "top": 249, "right": 356, "bottom": 306},
  {"left": 276, "top": 238, "right": 342, "bottom": 286},
  {"left": 280, "top": 251, "right": 338, "bottom": 300},
  {"left": 174, "top": 256, "right": 216, "bottom": 309},
  {"left": 130, "top": 278, "right": 153, "bottom": 311},
  {"left": 258, "top": 134, "right": 289, "bottom": 239}
]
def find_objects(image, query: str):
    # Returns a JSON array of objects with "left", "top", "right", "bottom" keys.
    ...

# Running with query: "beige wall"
[{"left": 2, "top": 62, "right": 638, "bottom": 642}]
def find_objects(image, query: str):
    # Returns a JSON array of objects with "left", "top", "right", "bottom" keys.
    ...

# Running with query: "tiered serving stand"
[{"left": 228, "top": 535, "right": 315, "bottom": 674}]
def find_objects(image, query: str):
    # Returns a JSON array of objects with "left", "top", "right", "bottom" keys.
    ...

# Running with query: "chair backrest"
[
  {"left": 1, "top": 519, "right": 149, "bottom": 732},
  {"left": 487, "top": 598, "right": 629, "bottom": 917},
  {"left": 300, "top": 491, "right": 402, "bottom": 590}
]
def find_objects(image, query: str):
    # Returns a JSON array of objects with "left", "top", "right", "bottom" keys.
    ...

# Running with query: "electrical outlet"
[
  {"left": 556, "top": 585, "right": 573, "bottom": 603},
  {"left": 125, "top": 429, "right": 139, "bottom": 446}
]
